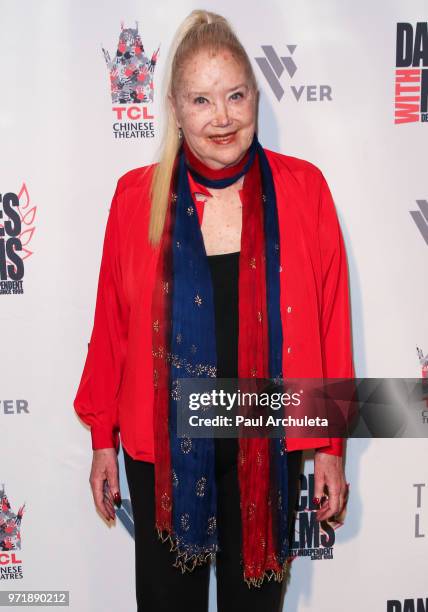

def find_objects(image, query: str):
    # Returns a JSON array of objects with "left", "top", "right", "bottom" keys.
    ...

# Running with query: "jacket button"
[
  {"left": 287, "top": 346, "right": 292, "bottom": 354},
  {"left": 287, "top": 306, "right": 292, "bottom": 313}
]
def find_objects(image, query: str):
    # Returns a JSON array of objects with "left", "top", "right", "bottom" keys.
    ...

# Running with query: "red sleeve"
[
  {"left": 73, "top": 182, "right": 129, "bottom": 452},
  {"left": 315, "top": 173, "right": 355, "bottom": 457}
]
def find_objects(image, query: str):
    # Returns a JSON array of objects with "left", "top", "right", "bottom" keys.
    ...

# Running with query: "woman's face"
[{"left": 170, "top": 48, "right": 257, "bottom": 170}]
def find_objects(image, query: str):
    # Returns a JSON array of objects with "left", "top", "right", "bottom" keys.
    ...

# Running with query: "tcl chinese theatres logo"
[
  {"left": 418, "top": 347, "right": 428, "bottom": 379},
  {"left": 102, "top": 21, "right": 160, "bottom": 139},
  {"left": 0, "top": 183, "right": 37, "bottom": 295},
  {"left": 0, "top": 484, "right": 25, "bottom": 552},
  {"left": 417, "top": 346, "right": 428, "bottom": 418}
]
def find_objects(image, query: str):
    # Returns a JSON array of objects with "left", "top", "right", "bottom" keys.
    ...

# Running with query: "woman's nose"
[{"left": 212, "top": 101, "right": 231, "bottom": 127}]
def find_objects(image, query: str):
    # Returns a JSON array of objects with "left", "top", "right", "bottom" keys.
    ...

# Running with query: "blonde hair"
[{"left": 149, "top": 9, "right": 258, "bottom": 245}]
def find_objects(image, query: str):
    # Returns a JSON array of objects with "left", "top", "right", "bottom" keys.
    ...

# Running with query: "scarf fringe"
[
  {"left": 243, "top": 558, "right": 291, "bottom": 589},
  {"left": 156, "top": 527, "right": 218, "bottom": 574},
  {"left": 157, "top": 526, "right": 291, "bottom": 589}
]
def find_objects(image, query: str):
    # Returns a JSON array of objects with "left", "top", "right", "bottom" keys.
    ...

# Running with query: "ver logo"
[
  {"left": 410, "top": 200, "right": 428, "bottom": 245},
  {"left": 255, "top": 45, "right": 332, "bottom": 103}
]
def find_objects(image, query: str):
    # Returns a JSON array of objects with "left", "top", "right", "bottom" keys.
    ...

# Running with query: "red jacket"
[{"left": 73, "top": 149, "right": 355, "bottom": 461}]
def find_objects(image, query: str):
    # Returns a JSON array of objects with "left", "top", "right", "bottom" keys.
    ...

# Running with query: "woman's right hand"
[{"left": 89, "top": 448, "right": 121, "bottom": 522}]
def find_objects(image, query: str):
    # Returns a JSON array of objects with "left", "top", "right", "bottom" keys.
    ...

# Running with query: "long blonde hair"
[{"left": 148, "top": 10, "right": 258, "bottom": 245}]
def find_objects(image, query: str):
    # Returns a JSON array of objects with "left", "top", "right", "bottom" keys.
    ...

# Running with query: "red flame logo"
[{"left": 17, "top": 183, "right": 37, "bottom": 261}]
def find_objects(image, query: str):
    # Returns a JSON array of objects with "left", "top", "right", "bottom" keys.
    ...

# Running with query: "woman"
[{"left": 74, "top": 9, "right": 354, "bottom": 612}]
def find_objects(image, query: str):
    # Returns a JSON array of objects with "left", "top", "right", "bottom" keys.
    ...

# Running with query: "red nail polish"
[
  {"left": 312, "top": 497, "right": 320, "bottom": 507},
  {"left": 113, "top": 492, "right": 122, "bottom": 508}
]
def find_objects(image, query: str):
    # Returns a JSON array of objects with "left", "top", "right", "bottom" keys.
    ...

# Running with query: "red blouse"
[{"left": 73, "top": 149, "right": 355, "bottom": 461}]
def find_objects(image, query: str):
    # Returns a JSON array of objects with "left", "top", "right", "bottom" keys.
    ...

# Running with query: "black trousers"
[{"left": 124, "top": 439, "right": 302, "bottom": 612}]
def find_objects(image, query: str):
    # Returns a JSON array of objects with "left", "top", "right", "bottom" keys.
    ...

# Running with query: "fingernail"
[
  {"left": 113, "top": 492, "right": 122, "bottom": 508},
  {"left": 312, "top": 497, "right": 320, "bottom": 508}
]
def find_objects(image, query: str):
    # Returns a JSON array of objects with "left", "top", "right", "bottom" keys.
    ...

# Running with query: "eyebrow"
[{"left": 186, "top": 83, "right": 249, "bottom": 97}]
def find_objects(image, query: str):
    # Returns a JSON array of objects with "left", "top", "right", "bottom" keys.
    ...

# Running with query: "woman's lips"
[{"left": 209, "top": 132, "right": 237, "bottom": 145}]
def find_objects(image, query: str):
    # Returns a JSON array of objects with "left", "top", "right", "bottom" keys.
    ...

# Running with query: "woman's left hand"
[{"left": 313, "top": 451, "right": 347, "bottom": 521}]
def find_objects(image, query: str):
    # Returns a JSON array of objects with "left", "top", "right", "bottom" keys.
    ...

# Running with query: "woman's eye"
[
  {"left": 194, "top": 96, "right": 208, "bottom": 104},
  {"left": 230, "top": 91, "right": 244, "bottom": 101}
]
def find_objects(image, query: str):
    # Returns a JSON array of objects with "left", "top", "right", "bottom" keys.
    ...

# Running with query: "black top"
[
  {"left": 207, "top": 251, "right": 240, "bottom": 474},
  {"left": 207, "top": 251, "right": 240, "bottom": 378}
]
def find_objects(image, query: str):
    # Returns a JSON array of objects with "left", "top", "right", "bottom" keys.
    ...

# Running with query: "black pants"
[{"left": 124, "top": 440, "right": 302, "bottom": 612}]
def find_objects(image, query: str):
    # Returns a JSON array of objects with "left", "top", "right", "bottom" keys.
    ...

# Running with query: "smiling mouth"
[{"left": 209, "top": 132, "right": 237, "bottom": 144}]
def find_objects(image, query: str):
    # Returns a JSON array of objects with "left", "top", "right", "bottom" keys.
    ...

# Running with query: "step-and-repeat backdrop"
[{"left": 1, "top": 1, "right": 427, "bottom": 610}]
